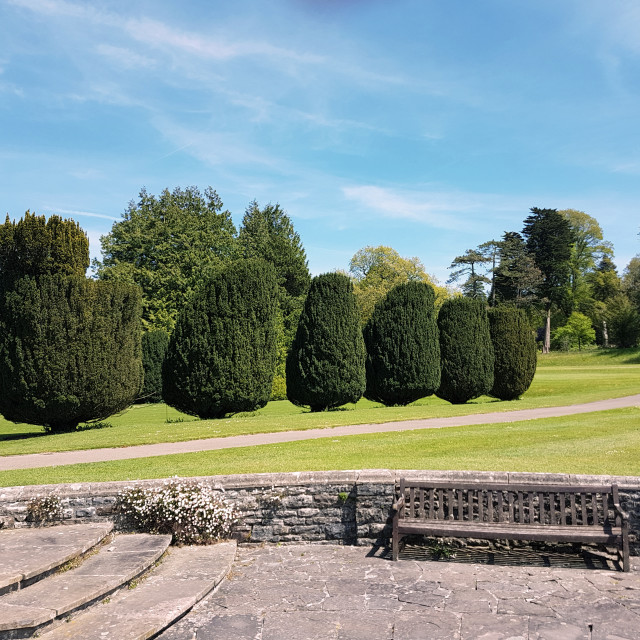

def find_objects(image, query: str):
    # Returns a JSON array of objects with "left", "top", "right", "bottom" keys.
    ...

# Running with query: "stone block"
[
  {"left": 283, "top": 495, "right": 313, "bottom": 508},
  {"left": 249, "top": 525, "right": 273, "bottom": 542},
  {"left": 298, "top": 508, "right": 320, "bottom": 518}
]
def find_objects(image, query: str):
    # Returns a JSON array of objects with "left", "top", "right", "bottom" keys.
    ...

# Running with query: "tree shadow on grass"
[
  {"left": 0, "top": 420, "right": 113, "bottom": 442},
  {"left": 0, "top": 431, "right": 48, "bottom": 443},
  {"left": 592, "top": 347, "right": 640, "bottom": 364}
]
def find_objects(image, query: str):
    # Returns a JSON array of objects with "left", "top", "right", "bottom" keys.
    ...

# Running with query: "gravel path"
[{"left": 1, "top": 394, "right": 639, "bottom": 472}]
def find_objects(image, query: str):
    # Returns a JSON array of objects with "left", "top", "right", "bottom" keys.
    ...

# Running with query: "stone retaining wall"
[{"left": 1, "top": 470, "right": 639, "bottom": 554}]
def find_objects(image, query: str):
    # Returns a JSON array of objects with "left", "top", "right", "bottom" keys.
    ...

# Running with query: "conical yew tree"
[
  {"left": 286, "top": 272, "right": 365, "bottom": 411},
  {"left": 436, "top": 297, "right": 494, "bottom": 404},
  {"left": 489, "top": 307, "right": 537, "bottom": 400},
  {"left": 363, "top": 281, "right": 440, "bottom": 405},
  {"left": 140, "top": 329, "right": 170, "bottom": 403},
  {"left": 0, "top": 274, "right": 143, "bottom": 431},
  {"left": 162, "top": 259, "right": 279, "bottom": 418}
]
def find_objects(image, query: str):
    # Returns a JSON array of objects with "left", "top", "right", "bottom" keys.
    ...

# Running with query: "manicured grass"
[
  {"left": 1, "top": 407, "right": 639, "bottom": 487},
  {"left": 1, "top": 348, "right": 640, "bottom": 457}
]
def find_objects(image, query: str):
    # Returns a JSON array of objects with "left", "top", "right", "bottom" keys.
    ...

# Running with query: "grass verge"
[{"left": 1, "top": 407, "right": 639, "bottom": 487}]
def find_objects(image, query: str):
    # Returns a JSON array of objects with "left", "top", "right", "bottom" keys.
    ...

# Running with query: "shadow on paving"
[{"left": 395, "top": 541, "right": 618, "bottom": 571}]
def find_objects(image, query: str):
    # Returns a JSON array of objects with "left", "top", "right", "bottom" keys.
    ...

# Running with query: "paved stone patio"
[{"left": 160, "top": 543, "right": 640, "bottom": 640}]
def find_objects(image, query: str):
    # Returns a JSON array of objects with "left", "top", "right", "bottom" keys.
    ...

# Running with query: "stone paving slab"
[
  {"left": 40, "top": 541, "right": 237, "bottom": 639},
  {"left": 0, "top": 533, "right": 171, "bottom": 634},
  {"left": 159, "top": 543, "right": 640, "bottom": 640},
  {"left": 0, "top": 522, "right": 113, "bottom": 594}
]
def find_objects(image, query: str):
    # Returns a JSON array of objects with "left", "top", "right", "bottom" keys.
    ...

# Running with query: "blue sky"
[{"left": 1, "top": 0, "right": 639, "bottom": 283}]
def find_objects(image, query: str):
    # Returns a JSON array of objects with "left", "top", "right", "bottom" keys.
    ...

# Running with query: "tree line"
[
  {"left": 1, "top": 188, "right": 638, "bottom": 431},
  {"left": 446, "top": 207, "right": 640, "bottom": 353}
]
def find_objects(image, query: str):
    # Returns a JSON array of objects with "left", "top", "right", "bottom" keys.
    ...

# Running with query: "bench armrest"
[
  {"left": 392, "top": 495, "right": 405, "bottom": 512},
  {"left": 613, "top": 501, "right": 630, "bottom": 522}
]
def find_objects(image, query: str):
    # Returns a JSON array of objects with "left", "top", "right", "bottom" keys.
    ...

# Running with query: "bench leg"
[
  {"left": 622, "top": 524, "right": 630, "bottom": 572},
  {"left": 392, "top": 527, "right": 399, "bottom": 561}
]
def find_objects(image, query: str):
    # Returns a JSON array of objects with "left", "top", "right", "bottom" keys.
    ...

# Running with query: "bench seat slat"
[{"left": 396, "top": 519, "right": 622, "bottom": 544}]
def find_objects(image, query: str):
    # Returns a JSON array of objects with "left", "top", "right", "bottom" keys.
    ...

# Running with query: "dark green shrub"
[
  {"left": 363, "top": 281, "right": 440, "bottom": 405},
  {"left": 0, "top": 211, "right": 89, "bottom": 283},
  {"left": 162, "top": 259, "right": 279, "bottom": 418},
  {"left": 488, "top": 307, "right": 536, "bottom": 400},
  {"left": 436, "top": 297, "right": 494, "bottom": 404},
  {"left": 0, "top": 275, "right": 143, "bottom": 431},
  {"left": 140, "top": 329, "right": 170, "bottom": 403},
  {"left": 286, "top": 272, "right": 365, "bottom": 411}
]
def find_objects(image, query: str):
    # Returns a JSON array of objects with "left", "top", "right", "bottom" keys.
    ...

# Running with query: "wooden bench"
[{"left": 392, "top": 479, "right": 630, "bottom": 571}]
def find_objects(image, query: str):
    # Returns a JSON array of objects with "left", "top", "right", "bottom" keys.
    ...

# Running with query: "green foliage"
[
  {"left": 238, "top": 201, "right": 310, "bottom": 401},
  {"left": 238, "top": 200, "right": 310, "bottom": 299},
  {"left": 488, "top": 307, "right": 537, "bottom": 400},
  {"left": 551, "top": 312, "right": 596, "bottom": 351},
  {"left": 0, "top": 211, "right": 89, "bottom": 283},
  {"left": 140, "top": 329, "right": 170, "bottom": 403},
  {"left": 363, "top": 281, "right": 440, "bottom": 406},
  {"left": 162, "top": 259, "right": 279, "bottom": 419},
  {"left": 349, "top": 245, "right": 449, "bottom": 324},
  {"left": 447, "top": 248, "right": 491, "bottom": 299},
  {"left": 0, "top": 274, "right": 143, "bottom": 432},
  {"left": 94, "top": 186, "right": 237, "bottom": 332},
  {"left": 492, "top": 231, "right": 542, "bottom": 308},
  {"left": 606, "top": 295, "right": 640, "bottom": 348},
  {"left": 436, "top": 297, "right": 494, "bottom": 404},
  {"left": 522, "top": 207, "right": 573, "bottom": 309},
  {"left": 559, "top": 209, "right": 612, "bottom": 305},
  {"left": 623, "top": 256, "right": 640, "bottom": 310},
  {"left": 286, "top": 272, "right": 366, "bottom": 411}
]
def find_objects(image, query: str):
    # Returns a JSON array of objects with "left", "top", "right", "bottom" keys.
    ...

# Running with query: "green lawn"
[
  {"left": 2, "top": 348, "right": 640, "bottom": 457},
  {"left": 1, "top": 406, "right": 638, "bottom": 487}
]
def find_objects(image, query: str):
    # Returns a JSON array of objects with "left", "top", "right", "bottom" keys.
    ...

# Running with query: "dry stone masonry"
[{"left": 1, "top": 470, "right": 639, "bottom": 556}]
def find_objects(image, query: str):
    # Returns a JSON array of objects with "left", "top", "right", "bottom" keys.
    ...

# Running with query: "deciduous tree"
[{"left": 349, "top": 245, "right": 449, "bottom": 323}]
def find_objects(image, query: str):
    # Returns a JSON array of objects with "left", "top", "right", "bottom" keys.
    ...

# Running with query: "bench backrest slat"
[{"left": 397, "top": 480, "right": 618, "bottom": 528}]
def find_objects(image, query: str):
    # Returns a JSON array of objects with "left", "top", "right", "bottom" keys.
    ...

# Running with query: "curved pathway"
[{"left": 1, "top": 394, "right": 639, "bottom": 471}]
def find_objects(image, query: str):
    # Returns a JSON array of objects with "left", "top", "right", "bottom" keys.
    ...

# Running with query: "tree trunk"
[
  {"left": 543, "top": 308, "right": 551, "bottom": 354},
  {"left": 602, "top": 320, "right": 609, "bottom": 348}
]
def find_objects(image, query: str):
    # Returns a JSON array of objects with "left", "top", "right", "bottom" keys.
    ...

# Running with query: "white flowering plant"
[
  {"left": 27, "top": 495, "right": 62, "bottom": 524},
  {"left": 117, "top": 477, "right": 237, "bottom": 545}
]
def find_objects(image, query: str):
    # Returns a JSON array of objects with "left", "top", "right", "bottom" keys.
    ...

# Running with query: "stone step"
[
  {"left": 0, "top": 522, "right": 114, "bottom": 596},
  {"left": 0, "top": 532, "right": 172, "bottom": 639},
  {"left": 38, "top": 541, "right": 237, "bottom": 640}
]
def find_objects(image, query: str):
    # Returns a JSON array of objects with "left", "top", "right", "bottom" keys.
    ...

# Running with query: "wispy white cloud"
[
  {"left": 150, "top": 117, "right": 288, "bottom": 171},
  {"left": 581, "top": 0, "right": 640, "bottom": 56},
  {"left": 342, "top": 185, "right": 524, "bottom": 231},
  {"left": 95, "top": 44, "right": 155, "bottom": 70},
  {"left": 42, "top": 206, "right": 119, "bottom": 221},
  {"left": 9, "top": 0, "right": 325, "bottom": 67}
]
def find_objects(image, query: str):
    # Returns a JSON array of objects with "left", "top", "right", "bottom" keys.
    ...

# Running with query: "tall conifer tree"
[
  {"left": 488, "top": 307, "right": 536, "bottom": 400},
  {"left": 436, "top": 297, "right": 494, "bottom": 404},
  {"left": 363, "top": 281, "right": 440, "bottom": 406},
  {"left": 162, "top": 259, "right": 279, "bottom": 418},
  {"left": 286, "top": 273, "right": 365, "bottom": 411}
]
